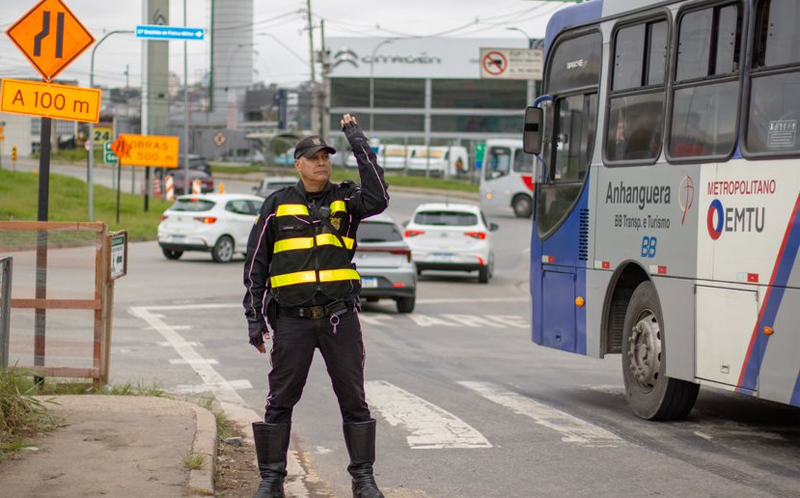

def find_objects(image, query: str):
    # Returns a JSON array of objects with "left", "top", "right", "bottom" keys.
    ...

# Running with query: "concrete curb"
[{"left": 186, "top": 402, "right": 217, "bottom": 496}]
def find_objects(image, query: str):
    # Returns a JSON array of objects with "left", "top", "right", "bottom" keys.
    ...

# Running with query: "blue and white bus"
[{"left": 523, "top": 0, "right": 800, "bottom": 419}]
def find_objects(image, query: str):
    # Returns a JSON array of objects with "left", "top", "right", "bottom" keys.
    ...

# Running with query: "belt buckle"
[{"left": 310, "top": 306, "right": 325, "bottom": 320}]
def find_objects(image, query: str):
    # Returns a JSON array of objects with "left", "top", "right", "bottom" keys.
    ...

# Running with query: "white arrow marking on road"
[
  {"left": 169, "top": 358, "right": 219, "bottom": 365},
  {"left": 365, "top": 380, "right": 491, "bottom": 449},
  {"left": 136, "top": 297, "right": 528, "bottom": 312},
  {"left": 459, "top": 381, "right": 624, "bottom": 448},
  {"left": 173, "top": 379, "right": 253, "bottom": 394},
  {"left": 440, "top": 314, "right": 503, "bottom": 328},
  {"left": 406, "top": 314, "right": 458, "bottom": 327},
  {"left": 484, "top": 315, "right": 529, "bottom": 328}
]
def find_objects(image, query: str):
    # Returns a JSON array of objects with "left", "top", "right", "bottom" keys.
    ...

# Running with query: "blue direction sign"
[{"left": 135, "top": 25, "right": 204, "bottom": 41}]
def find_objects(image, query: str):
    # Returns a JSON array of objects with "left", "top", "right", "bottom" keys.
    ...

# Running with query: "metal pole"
[
  {"left": 183, "top": 0, "right": 189, "bottom": 183},
  {"left": 116, "top": 159, "right": 122, "bottom": 225},
  {"left": 34, "top": 117, "right": 52, "bottom": 382},
  {"left": 88, "top": 30, "right": 133, "bottom": 221},
  {"left": 0, "top": 257, "right": 12, "bottom": 370},
  {"left": 306, "top": 0, "right": 318, "bottom": 134}
]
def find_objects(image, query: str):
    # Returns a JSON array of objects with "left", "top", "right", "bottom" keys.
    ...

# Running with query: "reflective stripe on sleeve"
[
  {"left": 270, "top": 270, "right": 317, "bottom": 288},
  {"left": 316, "top": 233, "right": 355, "bottom": 249},
  {"left": 276, "top": 204, "right": 310, "bottom": 217},
  {"left": 329, "top": 200, "right": 347, "bottom": 214},
  {"left": 319, "top": 269, "right": 361, "bottom": 282}
]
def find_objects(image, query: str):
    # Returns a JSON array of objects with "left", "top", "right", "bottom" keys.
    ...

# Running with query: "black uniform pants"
[{"left": 264, "top": 308, "right": 371, "bottom": 424}]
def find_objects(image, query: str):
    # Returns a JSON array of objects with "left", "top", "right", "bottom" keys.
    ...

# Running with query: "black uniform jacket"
[{"left": 243, "top": 126, "right": 389, "bottom": 338}]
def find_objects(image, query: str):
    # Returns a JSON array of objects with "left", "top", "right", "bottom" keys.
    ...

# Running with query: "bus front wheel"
[
  {"left": 622, "top": 281, "right": 698, "bottom": 421},
  {"left": 512, "top": 195, "right": 533, "bottom": 218}
]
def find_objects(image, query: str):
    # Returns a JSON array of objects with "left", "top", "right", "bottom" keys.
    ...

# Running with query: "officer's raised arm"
[{"left": 341, "top": 114, "right": 389, "bottom": 217}]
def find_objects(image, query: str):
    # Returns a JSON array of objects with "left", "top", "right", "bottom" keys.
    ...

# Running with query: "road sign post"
[{"left": 5, "top": 0, "right": 96, "bottom": 381}]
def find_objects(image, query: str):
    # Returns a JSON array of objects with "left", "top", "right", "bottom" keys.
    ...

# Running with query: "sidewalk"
[{"left": 0, "top": 395, "right": 216, "bottom": 498}]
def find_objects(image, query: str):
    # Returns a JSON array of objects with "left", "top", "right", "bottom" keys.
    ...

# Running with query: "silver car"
[
  {"left": 253, "top": 176, "right": 298, "bottom": 198},
  {"left": 355, "top": 213, "right": 417, "bottom": 313}
]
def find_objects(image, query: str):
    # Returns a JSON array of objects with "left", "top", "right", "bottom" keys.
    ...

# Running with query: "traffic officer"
[{"left": 243, "top": 114, "right": 389, "bottom": 498}]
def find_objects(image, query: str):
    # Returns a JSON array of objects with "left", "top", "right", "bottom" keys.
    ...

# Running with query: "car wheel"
[
  {"left": 478, "top": 266, "right": 490, "bottom": 284},
  {"left": 396, "top": 296, "right": 415, "bottom": 313},
  {"left": 512, "top": 194, "right": 533, "bottom": 218},
  {"left": 212, "top": 235, "right": 235, "bottom": 263},
  {"left": 622, "top": 281, "right": 699, "bottom": 420},
  {"left": 162, "top": 248, "right": 183, "bottom": 260}
]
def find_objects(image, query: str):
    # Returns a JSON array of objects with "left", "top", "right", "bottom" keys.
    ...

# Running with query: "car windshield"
[
  {"left": 414, "top": 211, "right": 478, "bottom": 227},
  {"left": 357, "top": 222, "right": 403, "bottom": 243},
  {"left": 170, "top": 199, "right": 215, "bottom": 212}
]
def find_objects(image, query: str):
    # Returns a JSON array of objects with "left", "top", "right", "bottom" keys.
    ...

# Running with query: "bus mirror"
[{"left": 523, "top": 106, "right": 543, "bottom": 155}]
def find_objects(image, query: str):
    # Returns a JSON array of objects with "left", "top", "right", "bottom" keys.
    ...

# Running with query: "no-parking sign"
[{"left": 479, "top": 47, "right": 543, "bottom": 80}]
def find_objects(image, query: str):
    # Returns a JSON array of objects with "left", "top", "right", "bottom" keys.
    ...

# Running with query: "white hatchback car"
[
  {"left": 157, "top": 193, "right": 264, "bottom": 262},
  {"left": 404, "top": 203, "right": 498, "bottom": 283}
]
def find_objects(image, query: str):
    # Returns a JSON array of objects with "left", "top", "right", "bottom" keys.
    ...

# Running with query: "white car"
[
  {"left": 157, "top": 193, "right": 264, "bottom": 263},
  {"left": 404, "top": 203, "right": 498, "bottom": 283}
]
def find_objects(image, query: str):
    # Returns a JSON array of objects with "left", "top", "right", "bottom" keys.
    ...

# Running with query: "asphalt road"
[{"left": 4, "top": 168, "right": 798, "bottom": 498}]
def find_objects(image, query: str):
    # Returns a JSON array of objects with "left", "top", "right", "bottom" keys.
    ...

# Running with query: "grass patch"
[
  {"left": 182, "top": 452, "right": 206, "bottom": 470},
  {"left": 0, "top": 368, "right": 59, "bottom": 457},
  {"left": 32, "top": 148, "right": 102, "bottom": 164},
  {"left": 11, "top": 377, "right": 166, "bottom": 397},
  {"left": 211, "top": 164, "right": 264, "bottom": 175},
  {"left": 0, "top": 169, "right": 171, "bottom": 241}
]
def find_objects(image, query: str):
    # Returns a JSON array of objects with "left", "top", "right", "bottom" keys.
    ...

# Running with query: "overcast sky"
[{"left": 0, "top": 0, "right": 565, "bottom": 89}]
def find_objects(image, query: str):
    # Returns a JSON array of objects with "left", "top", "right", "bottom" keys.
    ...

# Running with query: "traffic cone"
[
  {"left": 192, "top": 179, "right": 201, "bottom": 195},
  {"left": 152, "top": 177, "right": 162, "bottom": 198},
  {"left": 165, "top": 175, "right": 175, "bottom": 201},
  {"left": 219, "top": 182, "right": 225, "bottom": 194}
]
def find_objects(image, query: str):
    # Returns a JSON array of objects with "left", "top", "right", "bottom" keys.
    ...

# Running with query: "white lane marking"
[
  {"left": 139, "top": 297, "right": 528, "bottom": 312},
  {"left": 146, "top": 325, "right": 192, "bottom": 331},
  {"left": 407, "top": 314, "right": 458, "bottom": 327},
  {"left": 159, "top": 340, "right": 202, "bottom": 347},
  {"left": 365, "top": 380, "right": 491, "bottom": 450},
  {"left": 484, "top": 315, "right": 529, "bottom": 328},
  {"left": 169, "top": 358, "right": 219, "bottom": 365},
  {"left": 459, "top": 381, "right": 624, "bottom": 448},
  {"left": 173, "top": 379, "right": 254, "bottom": 394},
  {"left": 440, "top": 314, "right": 501, "bottom": 328},
  {"left": 128, "top": 306, "right": 310, "bottom": 498},
  {"left": 358, "top": 314, "right": 394, "bottom": 326}
]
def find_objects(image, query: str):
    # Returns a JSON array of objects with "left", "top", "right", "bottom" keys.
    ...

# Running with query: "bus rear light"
[
  {"left": 465, "top": 231, "right": 486, "bottom": 240},
  {"left": 404, "top": 230, "right": 425, "bottom": 238},
  {"left": 194, "top": 216, "right": 217, "bottom": 224}
]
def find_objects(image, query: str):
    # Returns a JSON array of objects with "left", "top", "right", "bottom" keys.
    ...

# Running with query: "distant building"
[{"left": 325, "top": 37, "right": 530, "bottom": 165}]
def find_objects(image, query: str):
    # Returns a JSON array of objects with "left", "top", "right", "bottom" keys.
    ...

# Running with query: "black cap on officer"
[{"left": 294, "top": 136, "right": 336, "bottom": 159}]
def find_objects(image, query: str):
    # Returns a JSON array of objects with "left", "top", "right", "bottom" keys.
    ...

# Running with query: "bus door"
[{"left": 536, "top": 92, "right": 597, "bottom": 353}]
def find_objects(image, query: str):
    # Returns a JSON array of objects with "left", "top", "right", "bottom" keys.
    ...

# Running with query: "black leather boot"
[
  {"left": 252, "top": 422, "right": 290, "bottom": 498},
  {"left": 344, "top": 419, "right": 385, "bottom": 498}
]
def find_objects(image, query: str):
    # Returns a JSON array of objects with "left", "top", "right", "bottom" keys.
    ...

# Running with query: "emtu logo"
[
  {"left": 707, "top": 199, "right": 724, "bottom": 240},
  {"left": 333, "top": 48, "right": 359, "bottom": 69}
]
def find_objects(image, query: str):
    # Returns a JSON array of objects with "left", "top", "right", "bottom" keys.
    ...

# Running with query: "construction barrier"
[
  {"left": 152, "top": 177, "right": 162, "bottom": 198},
  {"left": 165, "top": 175, "right": 175, "bottom": 201},
  {"left": 192, "top": 179, "right": 201, "bottom": 195}
]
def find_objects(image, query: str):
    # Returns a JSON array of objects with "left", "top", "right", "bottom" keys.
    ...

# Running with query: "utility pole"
[
  {"left": 320, "top": 19, "right": 329, "bottom": 142},
  {"left": 306, "top": 0, "right": 319, "bottom": 135},
  {"left": 183, "top": 0, "right": 190, "bottom": 180}
]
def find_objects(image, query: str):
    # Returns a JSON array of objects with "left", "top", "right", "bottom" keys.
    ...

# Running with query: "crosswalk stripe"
[
  {"left": 366, "top": 380, "right": 492, "bottom": 450},
  {"left": 459, "top": 381, "right": 624, "bottom": 448}
]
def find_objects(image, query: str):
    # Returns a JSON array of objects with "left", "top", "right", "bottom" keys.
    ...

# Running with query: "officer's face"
[{"left": 295, "top": 150, "right": 332, "bottom": 187}]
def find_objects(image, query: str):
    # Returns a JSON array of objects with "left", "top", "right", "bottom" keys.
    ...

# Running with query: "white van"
[
  {"left": 382, "top": 145, "right": 418, "bottom": 171},
  {"left": 479, "top": 139, "right": 537, "bottom": 218},
  {"left": 345, "top": 144, "right": 386, "bottom": 168},
  {"left": 407, "top": 146, "right": 469, "bottom": 178}
]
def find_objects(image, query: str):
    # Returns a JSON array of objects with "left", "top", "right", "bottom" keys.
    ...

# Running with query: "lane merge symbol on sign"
[
  {"left": 482, "top": 51, "right": 508, "bottom": 76},
  {"left": 5, "top": 0, "right": 96, "bottom": 82}
]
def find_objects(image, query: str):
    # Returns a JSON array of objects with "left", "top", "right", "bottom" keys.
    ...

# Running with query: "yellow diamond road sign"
[{"left": 6, "top": 0, "right": 95, "bottom": 82}]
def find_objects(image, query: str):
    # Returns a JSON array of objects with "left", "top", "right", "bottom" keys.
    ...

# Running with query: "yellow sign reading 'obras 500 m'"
[
  {"left": 0, "top": 78, "right": 100, "bottom": 123},
  {"left": 116, "top": 134, "right": 180, "bottom": 168}
]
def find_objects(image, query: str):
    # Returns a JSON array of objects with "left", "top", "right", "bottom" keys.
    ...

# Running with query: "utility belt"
[{"left": 277, "top": 300, "right": 354, "bottom": 320}]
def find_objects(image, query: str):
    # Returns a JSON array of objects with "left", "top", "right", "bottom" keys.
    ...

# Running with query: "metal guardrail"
[{"left": 0, "top": 256, "right": 11, "bottom": 370}]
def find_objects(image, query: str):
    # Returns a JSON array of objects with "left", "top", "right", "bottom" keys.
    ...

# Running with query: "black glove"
[
  {"left": 342, "top": 120, "right": 368, "bottom": 145},
  {"left": 248, "top": 325, "right": 266, "bottom": 347}
]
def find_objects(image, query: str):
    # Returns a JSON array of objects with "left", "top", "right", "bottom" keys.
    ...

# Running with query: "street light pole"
[
  {"left": 88, "top": 30, "right": 133, "bottom": 222},
  {"left": 369, "top": 39, "right": 393, "bottom": 133}
]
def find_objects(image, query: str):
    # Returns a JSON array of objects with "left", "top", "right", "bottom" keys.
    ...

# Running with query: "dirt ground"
[{"left": 215, "top": 426, "right": 260, "bottom": 498}]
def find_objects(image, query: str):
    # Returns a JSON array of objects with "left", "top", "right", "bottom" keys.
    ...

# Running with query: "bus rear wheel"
[
  {"left": 512, "top": 194, "right": 533, "bottom": 218},
  {"left": 622, "top": 281, "right": 699, "bottom": 421}
]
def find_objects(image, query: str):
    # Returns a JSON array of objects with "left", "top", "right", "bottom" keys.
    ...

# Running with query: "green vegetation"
[
  {"left": 0, "top": 169, "right": 171, "bottom": 241},
  {"left": 210, "top": 164, "right": 264, "bottom": 175},
  {"left": 182, "top": 452, "right": 206, "bottom": 470},
  {"left": 32, "top": 148, "right": 102, "bottom": 164},
  {"left": 0, "top": 368, "right": 59, "bottom": 457}
]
